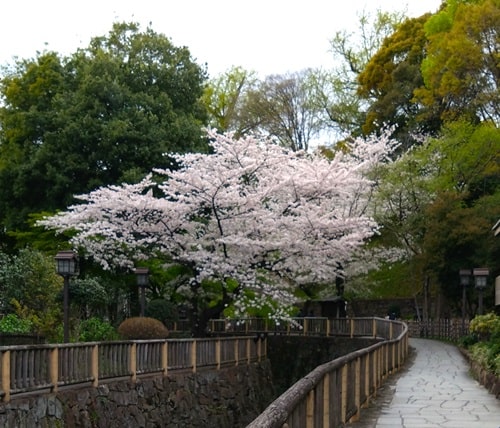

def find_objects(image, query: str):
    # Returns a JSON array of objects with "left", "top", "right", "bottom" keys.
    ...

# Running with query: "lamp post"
[
  {"left": 473, "top": 268, "right": 489, "bottom": 315},
  {"left": 55, "top": 250, "right": 78, "bottom": 342},
  {"left": 459, "top": 269, "right": 471, "bottom": 334},
  {"left": 135, "top": 267, "right": 149, "bottom": 317}
]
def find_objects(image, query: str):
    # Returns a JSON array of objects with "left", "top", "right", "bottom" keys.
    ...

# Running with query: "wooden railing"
[
  {"left": 0, "top": 315, "right": 407, "bottom": 423},
  {"left": 210, "top": 316, "right": 405, "bottom": 340},
  {"left": 0, "top": 336, "right": 265, "bottom": 402},
  {"left": 246, "top": 317, "right": 409, "bottom": 428},
  {"left": 406, "top": 318, "right": 469, "bottom": 341}
]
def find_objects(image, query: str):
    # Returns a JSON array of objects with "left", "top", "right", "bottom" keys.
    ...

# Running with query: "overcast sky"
[{"left": 2, "top": 0, "right": 442, "bottom": 77}]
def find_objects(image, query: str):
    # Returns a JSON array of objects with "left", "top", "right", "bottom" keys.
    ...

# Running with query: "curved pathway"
[{"left": 348, "top": 338, "right": 500, "bottom": 428}]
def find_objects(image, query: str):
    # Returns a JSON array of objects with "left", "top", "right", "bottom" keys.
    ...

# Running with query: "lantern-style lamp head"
[
  {"left": 459, "top": 269, "right": 471, "bottom": 287},
  {"left": 55, "top": 250, "right": 78, "bottom": 277},
  {"left": 135, "top": 267, "right": 149, "bottom": 287},
  {"left": 473, "top": 268, "right": 489, "bottom": 290}
]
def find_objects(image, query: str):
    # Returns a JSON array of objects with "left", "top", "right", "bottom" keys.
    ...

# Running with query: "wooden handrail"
[
  {"left": 0, "top": 336, "right": 264, "bottom": 402},
  {"left": 0, "top": 316, "right": 407, "bottom": 415},
  {"left": 247, "top": 317, "right": 409, "bottom": 428}
]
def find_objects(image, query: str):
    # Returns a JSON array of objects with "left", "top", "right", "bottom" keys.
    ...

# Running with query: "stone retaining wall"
[
  {"left": 460, "top": 348, "right": 500, "bottom": 399},
  {"left": 0, "top": 361, "right": 275, "bottom": 428}
]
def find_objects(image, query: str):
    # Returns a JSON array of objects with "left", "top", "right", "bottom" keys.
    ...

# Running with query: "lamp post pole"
[
  {"left": 135, "top": 268, "right": 149, "bottom": 317},
  {"left": 55, "top": 250, "right": 78, "bottom": 343},
  {"left": 459, "top": 269, "right": 471, "bottom": 335},
  {"left": 63, "top": 274, "right": 70, "bottom": 342},
  {"left": 473, "top": 268, "right": 489, "bottom": 316}
]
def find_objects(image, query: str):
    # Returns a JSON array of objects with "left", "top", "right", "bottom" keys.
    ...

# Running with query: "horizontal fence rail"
[
  {"left": 210, "top": 317, "right": 405, "bottom": 340},
  {"left": 405, "top": 318, "right": 469, "bottom": 341},
  {"left": 0, "top": 316, "right": 407, "bottom": 418},
  {"left": 246, "top": 317, "right": 409, "bottom": 428},
  {"left": 0, "top": 336, "right": 265, "bottom": 402}
]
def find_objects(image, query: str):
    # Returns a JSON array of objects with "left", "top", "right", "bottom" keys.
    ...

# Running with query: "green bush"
[
  {"left": 145, "top": 299, "right": 179, "bottom": 324},
  {"left": 77, "top": 317, "right": 120, "bottom": 342},
  {"left": 468, "top": 313, "right": 500, "bottom": 377},
  {"left": 0, "top": 313, "right": 33, "bottom": 333},
  {"left": 117, "top": 317, "right": 169, "bottom": 340},
  {"left": 469, "top": 312, "right": 500, "bottom": 340}
]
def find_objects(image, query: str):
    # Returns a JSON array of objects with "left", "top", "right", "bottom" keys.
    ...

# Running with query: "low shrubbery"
[
  {"left": 465, "top": 313, "right": 500, "bottom": 377},
  {"left": 0, "top": 313, "right": 34, "bottom": 334},
  {"left": 118, "top": 316, "right": 169, "bottom": 340},
  {"left": 77, "top": 317, "right": 120, "bottom": 342}
]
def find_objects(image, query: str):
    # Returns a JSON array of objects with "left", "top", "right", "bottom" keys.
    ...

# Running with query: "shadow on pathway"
[{"left": 347, "top": 338, "right": 500, "bottom": 428}]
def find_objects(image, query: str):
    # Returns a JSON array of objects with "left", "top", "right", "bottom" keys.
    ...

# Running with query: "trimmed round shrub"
[{"left": 118, "top": 317, "right": 169, "bottom": 340}]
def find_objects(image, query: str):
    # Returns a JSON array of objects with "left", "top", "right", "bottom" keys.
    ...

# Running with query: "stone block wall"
[{"left": 0, "top": 361, "right": 275, "bottom": 428}]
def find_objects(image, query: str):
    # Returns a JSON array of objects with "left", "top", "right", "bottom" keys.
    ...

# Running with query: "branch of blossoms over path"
[{"left": 39, "top": 129, "right": 399, "bottom": 317}]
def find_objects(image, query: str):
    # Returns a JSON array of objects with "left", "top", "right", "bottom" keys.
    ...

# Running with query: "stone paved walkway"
[{"left": 347, "top": 338, "right": 500, "bottom": 428}]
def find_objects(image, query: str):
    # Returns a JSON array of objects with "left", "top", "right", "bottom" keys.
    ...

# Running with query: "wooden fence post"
[
  {"left": 130, "top": 343, "right": 137, "bottom": 382},
  {"left": 363, "top": 353, "right": 370, "bottom": 408},
  {"left": 91, "top": 344, "right": 99, "bottom": 388},
  {"left": 306, "top": 389, "right": 314, "bottom": 428},
  {"left": 162, "top": 341, "right": 168, "bottom": 376},
  {"left": 341, "top": 364, "right": 348, "bottom": 423},
  {"left": 323, "top": 373, "right": 330, "bottom": 428},
  {"left": 216, "top": 339, "right": 221, "bottom": 370},
  {"left": 351, "top": 357, "right": 361, "bottom": 422},
  {"left": 191, "top": 340, "right": 197, "bottom": 373},
  {"left": 247, "top": 338, "right": 251, "bottom": 364},
  {"left": 49, "top": 347, "right": 58, "bottom": 393},
  {"left": 1, "top": 350, "right": 11, "bottom": 402}
]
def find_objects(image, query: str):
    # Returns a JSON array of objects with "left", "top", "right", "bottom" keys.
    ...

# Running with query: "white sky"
[{"left": 1, "top": 0, "right": 442, "bottom": 77}]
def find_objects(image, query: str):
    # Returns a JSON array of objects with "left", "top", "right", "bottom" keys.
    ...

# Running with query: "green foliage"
[
  {"left": 468, "top": 313, "right": 500, "bottom": 376},
  {"left": 77, "top": 317, "right": 119, "bottom": 342},
  {"left": 145, "top": 299, "right": 179, "bottom": 325},
  {"left": 71, "top": 277, "right": 111, "bottom": 318},
  {"left": 470, "top": 341, "right": 500, "bottom": 377},
  {"left": 358, "top": 13, "right": 437, "bottom": 144},
  {"left": 201, "top": 66, "right": 257, "bottom": 134},
  {"left": 417, "top": 0, "right": 500, "bottom": 123},
  {"left": 0, "top": 313, "right": 33, "bottom": 333},
  {"left": 0, "top": 22, "right": 209, "bottom": 242},
  {"left": 117, "top": 317, "right": 169, "bottom": 340},
  {"left": 0, "top": 248, "right": 62, "bottom": 338},
  {"left": 469, "top": 312, "right": 500, "bottom": 339}
]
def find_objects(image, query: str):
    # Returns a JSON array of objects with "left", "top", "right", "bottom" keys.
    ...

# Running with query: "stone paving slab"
[{"left": 347, "top": 338, "right": 500, "bottom": 428}]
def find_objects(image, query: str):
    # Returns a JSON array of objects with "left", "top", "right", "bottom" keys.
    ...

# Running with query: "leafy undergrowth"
[{"left": 461, "top": 313, "right": 500, "bottom": 377}]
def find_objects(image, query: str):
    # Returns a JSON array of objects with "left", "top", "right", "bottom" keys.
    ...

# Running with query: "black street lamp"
[
  {"left": 459, "top": 269, "right": 471, "bottom": 334},
  {"left": 473, "top": 268, "right": 489, "bottom": 315},
  {"left": 55, "top": 250, "right": 78, "bottom": 342},
  {"left": 135, "top": 267, "right": 149, "bottom": 317}
]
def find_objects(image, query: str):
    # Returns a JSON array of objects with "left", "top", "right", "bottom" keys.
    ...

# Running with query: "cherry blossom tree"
[{"left": 39, "top": 130, "right": 397, "bottom": 326}]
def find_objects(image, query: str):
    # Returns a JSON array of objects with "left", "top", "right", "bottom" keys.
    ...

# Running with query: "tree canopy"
[
  {"left": 0, "top": 22, "right": 208, "bottom": 234},
  {"left": 39, "top": 129, "right": 398, "bottom": 322}
]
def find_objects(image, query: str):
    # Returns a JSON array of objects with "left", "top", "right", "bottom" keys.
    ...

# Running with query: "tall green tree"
[
  {"left": 240, "top": 69, "right": 324, "bottom": 151},
  {"left": 371, "top": 120, "right": 500, "bottom": 316},
  {"left": 201, "top": 66, "right": 257, "bottom": 135},
  {"left": 0, "top": 22, "right": 209, "bottom": 238},
  {"left": 415, "top": 0, "right": 500, "bottom": 124},
  {"left": 315, "top": 9, "right": 406, "bottom": 139},
  {"left": 357, "top": 14, "right": 441, "bottom": 147}
]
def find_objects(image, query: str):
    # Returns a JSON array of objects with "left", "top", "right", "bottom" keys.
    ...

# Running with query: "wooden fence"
[
  {"left": 210, "top": 316, "right": 404, "bottom": 340},
  {"left": 246, "top": 317, "right": 409, "bottom": 428},
  {"left": 0, "top": 336, "right": 265, "bottom": 402},
  {"left": 0, "top": 315, "right": 407, "bottom": 424},
  {"left": 405, "top": 318, "right": 470, "bottom": 341}
]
